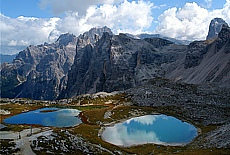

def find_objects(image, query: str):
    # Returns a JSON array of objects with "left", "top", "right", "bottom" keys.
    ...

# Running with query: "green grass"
[
  {"left": 1, "top": 93, "right": 229, "bottom": 155},
  {"left": 65, "top": 105, "right": 108, "bottom": 111}
]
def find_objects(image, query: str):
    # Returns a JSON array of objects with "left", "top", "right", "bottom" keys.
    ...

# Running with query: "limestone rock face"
[
  {"left": 206, "top": 18, "right": 228, "bottom": 40},
  {"left": 1, "top": 24, "right": 230, "bottom": 100},
  {"left": 0, "top": 27, "right": 113, "bottom": 100},
  {"left": 168, "top": 25, "right": 230, "bottom": 84},
  {"left": 62, "top": 33, "right": 187, "bottom": 98},
  {"left": 1, "top": 33, "right": 77, "bottom": 100}
]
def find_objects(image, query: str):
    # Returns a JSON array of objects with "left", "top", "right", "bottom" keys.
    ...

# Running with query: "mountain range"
[{"left": 1, "top": 18, "right": 229, "bottom": 100}]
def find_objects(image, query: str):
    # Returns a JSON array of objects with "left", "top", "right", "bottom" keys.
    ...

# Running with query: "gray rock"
[
  {"left": 62, "top": 33, "right": 187, "bottom": 98},
  {"left": 206, "top": 18, "right": 228, "bottom": 40},
  {"left": 1, "top": 23, "right": 230, "bottom": 100},
  {"left": 0, "top": 27, "right": 112, "bottom": 100},
  {"left": 1, "top": 34, "right": 77, "bottom": 100},
  {"left": 168, "top": 25, "right": 230, "bottom": 84}
]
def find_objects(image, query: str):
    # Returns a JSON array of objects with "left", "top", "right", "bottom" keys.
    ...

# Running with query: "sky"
[{"left": 0, "top": 0, "right": 230, "bottom": 55}]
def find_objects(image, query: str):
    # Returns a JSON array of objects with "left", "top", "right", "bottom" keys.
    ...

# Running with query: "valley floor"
[{"left": 1, "top": 79, "right": 230, "bottom": 154}]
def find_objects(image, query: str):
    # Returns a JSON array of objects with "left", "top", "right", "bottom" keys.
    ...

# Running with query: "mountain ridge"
[
  {"left": 0, "top": 26, "right": 113, "bottom": 100},
  {"left": 126, "top": 33, "right": 191, "bottom": 45},
  {"left": 1, "top": 22, "right": 229, "bottom": 100},
  {"left": 168, "top": 24, "right": 230, "bottom": 84}
]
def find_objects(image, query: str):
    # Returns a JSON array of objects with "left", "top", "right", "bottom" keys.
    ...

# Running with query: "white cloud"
[
  {"left": 0, "top": 1, "right": 153, "bottom": 54},
  {"left": 7, "top": 40, "right": 17, "bottom": 46},
  {"left": 102, "top": 122, "right": 161, "bottom": 146},
  {"left": 1, "top": 0, "right": 230, "bottom": 55},
  {"left": 126, "top": 115, "right": 157, "bottom": 125},
  {"left": 54, "top": 0, "right": 153, "bottom": 35},
  {"left": 157, "top": 3, "right": 209, "bottom": 40},
  {"left": 0, "top": 13, "right": 60, "bottom": 54},
  {"left": 155, "top": 1, "right": 230, "bottom": 41}
]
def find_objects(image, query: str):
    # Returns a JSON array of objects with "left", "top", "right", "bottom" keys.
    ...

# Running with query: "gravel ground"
[{"left": 125, "top": 78, "right": 230, "bottom": 148}]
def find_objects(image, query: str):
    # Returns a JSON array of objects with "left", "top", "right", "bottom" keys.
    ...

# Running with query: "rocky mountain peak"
[
  {"left": 80, "top": 26, "right": 113, "bottom": 41},
  {"left": 206, "top": 18, "right": 228, "bottom": 40},
  {"left": 88, "top": 26, "right": 113, "bottom": 36},
  {"left": 77, "top": 26, "right": 113, "bottom": 48},
  {"left": 56, "top": 33, "right": 77, "bottom": 46},
  {"left": 1, "top": 23, "right": 230, "bottom": 100}
]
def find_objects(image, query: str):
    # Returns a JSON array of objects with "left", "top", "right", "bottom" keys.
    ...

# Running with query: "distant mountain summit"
[
  {"left": 0, "top": 26, "right": 113, "bottom": 100},
  {"left": 126, "top": 33, "right": 190, "bottom": 45},
  {"left": 169, "top": 24, "right": 230, "bottom": 84},
  {"left": 1, "top": 24, "right": 230, "bottom": 100},
  {"left": 206, "top": 18, "right": 228, "bottom": 40}
]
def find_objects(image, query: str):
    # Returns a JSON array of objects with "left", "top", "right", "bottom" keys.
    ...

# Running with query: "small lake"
[
  {"left": 101, "top": 115, "right": 198, "bottom": 147},
  {"left": 4, "top": 107, "right": 82, "bottom": 127}
]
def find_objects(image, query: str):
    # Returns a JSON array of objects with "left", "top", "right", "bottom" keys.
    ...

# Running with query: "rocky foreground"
[
  {"left": 126, "top": 78, "right": 230, "bottom": 149},
  {"left": 1, "top": 78, "right": 229, "bottom": 154}
]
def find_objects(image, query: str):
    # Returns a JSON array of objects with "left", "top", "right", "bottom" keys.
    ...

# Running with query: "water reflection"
[
  {"left": 102, "top": 115, "right": 198, "bottom": 147},
  {"left": 4, "top": 107, "right": 82, "bottom": 127}
]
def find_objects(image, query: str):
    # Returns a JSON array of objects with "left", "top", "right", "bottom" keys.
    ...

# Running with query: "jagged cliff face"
[
  {"left": 168, "top": 25, "right": 230, "bottom": 84},
  {"left": 64, "top": 25, "right": 230, "bottom": 98},
  {"left": 62, "top": 33, "right": 187, "bottom": 98},
  {"left": 206, "top": 18, "right": 228, "bottom": 40},
  {"left": 0, "top": 27, "right": 113, "bottom": 100},
  {"left": 1, "top": 23, "right": 229, "bottom": 100},
  {"left": 1, "top": 33, "right": 77, "bottom": 99}
]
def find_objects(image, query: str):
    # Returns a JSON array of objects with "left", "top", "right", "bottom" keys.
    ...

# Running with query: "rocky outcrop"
[
  {"left": 144, "top": 38, "right": 173, "bottom": 48},
  {"left": 62, "top": 33, "right": 187, "bottom": 98},
  {"left": 168, "top": 25, "right": 230, "bottom": 84},
  {"left": 1, "top": 33, "right": 77, "bottom": 100},
  {"left": 77, "top": 26, "right": 113, "bottom": 48},
  {"left": 0, "top": 27, "right": 113, "bottom": 100},
  {"left": 1, "top": 23, "right": 229, "bottom": 100},
  {"left": 64, "top": 25, "right": 230, "bottom": 98},
  {"left": 206, "top": 18, "right": 228, "bottom": 40}
]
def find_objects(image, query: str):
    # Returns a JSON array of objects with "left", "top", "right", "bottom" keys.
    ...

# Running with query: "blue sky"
[
  {"left": 0, "top": 0, "right": 230, "bottom": 54},
  {"left": 1, "top": 0, "right": 227, "bottom": 18},
  {"left": 1, "top": 0, "right": 227, "bottom": 30}
]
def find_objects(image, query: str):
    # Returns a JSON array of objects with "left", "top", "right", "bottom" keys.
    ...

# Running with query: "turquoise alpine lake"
[
  {"left": 101, "top": 114, "right": 198, "bottom": 147},
  {"left": 4, "top": 107, "right": 82, "bottom": 127}
]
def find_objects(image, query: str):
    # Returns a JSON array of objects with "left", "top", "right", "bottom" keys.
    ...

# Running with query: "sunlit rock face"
[
  {"left": 0, "top": 33, "right": 77, "bottom": 100},
  {"left": 206, "top": 18, "right": 228, "bottom": 40},
  {"left": 1, "top": 22, "right": 230, "bottom": 100},
  {"left": 62, "top": 33, "right": 187, "bottom": 98},
  {"left": 0, "top": 27, "right": 112, "bottom": 100},
  {"left": 63, "top": 25, "right": 230, "bottom": 98},
  {"left": 168, "top": 25, "right": 230, "bottom": 84}
]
